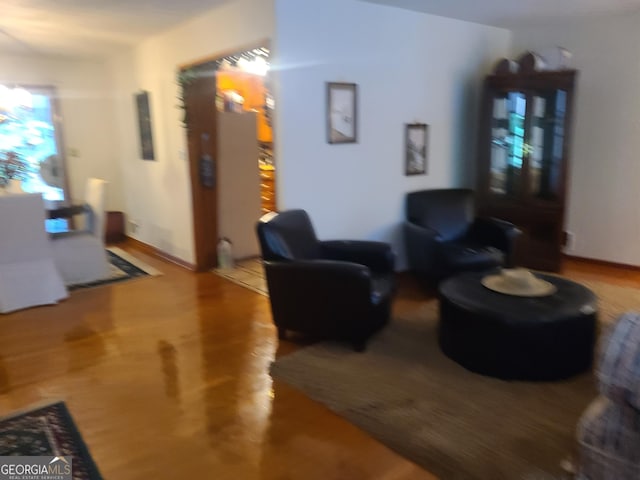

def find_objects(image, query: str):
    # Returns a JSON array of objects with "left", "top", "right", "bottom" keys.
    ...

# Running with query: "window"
[{"left": 0, "top": 85, "right": 68, "bottom": 201}]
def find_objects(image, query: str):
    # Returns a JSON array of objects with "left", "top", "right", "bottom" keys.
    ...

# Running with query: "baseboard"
[
  {"left": 563, "top": 254, "right": 640, "bottom": 271},
  {"left": 125, "top": 236, "right": 196, "bottom": 271}
]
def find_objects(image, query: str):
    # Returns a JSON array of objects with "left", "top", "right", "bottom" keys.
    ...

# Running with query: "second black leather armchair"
[
  {"left": 257, "top": 209, "right": 395, "bottom": 351},
  {"left": 404, "top": 189, "right": 520, "bottom": 284}
]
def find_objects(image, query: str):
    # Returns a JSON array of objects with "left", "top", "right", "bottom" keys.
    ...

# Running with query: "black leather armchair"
[
  {"left": 256, "top": 209, "right": 395, "bottom": 351},
  {"left": 404, "top": 189, "right": 520, "bottom": 284}
]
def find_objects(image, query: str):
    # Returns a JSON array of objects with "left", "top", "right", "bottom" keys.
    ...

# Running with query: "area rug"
[
  {"left": 0, "top": 401, "right": 102, "bottom": 479},
  {"left": 271, "top": 279, "right": 640, "bottom": 480},
  {"left": 68, "top": 246, "right": 162, "bottom": 291},
  {"left": 213, "top": 257, "right": 267, "bottom": 296}
]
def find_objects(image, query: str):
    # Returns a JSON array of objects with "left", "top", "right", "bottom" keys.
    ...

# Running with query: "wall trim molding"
[
  {"left": 125, "top": 236, "right": 196, "bottom": 271},
  {"left": 563, "top": 254, "right": 640, "bottom": 271}
]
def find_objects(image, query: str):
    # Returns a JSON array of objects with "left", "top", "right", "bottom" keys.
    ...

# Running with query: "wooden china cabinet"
[{"left": 476, "top": 69, "right": 578, "bottom": 272}]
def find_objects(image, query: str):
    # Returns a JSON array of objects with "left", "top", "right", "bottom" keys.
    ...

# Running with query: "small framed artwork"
[
  {"left": 135, "top": 91, "right": 155, "bottom": 160},
  {"left": 327, "top": 82, "right": 357, "bottom": 144},
  {"left": 405, "top": 123, "right": 428, "bottom": 175}
]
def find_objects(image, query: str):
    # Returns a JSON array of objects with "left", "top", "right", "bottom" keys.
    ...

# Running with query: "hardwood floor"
[
  {"left": 0, "top": 245, "right": 638, "bottom": 479},
  {"left": 562, "top": 256, "right": 640, "bottom": 287},
  {"left": 0, "top": 243, "right": 433, "bottom": 479}
]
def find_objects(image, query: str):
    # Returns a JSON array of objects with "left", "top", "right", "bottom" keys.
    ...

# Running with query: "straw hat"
[{"left": 481, "top": 268, "right": 557, "bottom": 297}]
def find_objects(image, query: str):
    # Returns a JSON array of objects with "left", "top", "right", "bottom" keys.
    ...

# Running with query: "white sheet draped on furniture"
[
  {"left": 0, "top": 193, "right": 68, "bottom": 313},
  {"left": 50, "top": 177, "right": 109, "bottom": 285}
]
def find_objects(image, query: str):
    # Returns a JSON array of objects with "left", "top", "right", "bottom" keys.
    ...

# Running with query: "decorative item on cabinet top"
[
  {"left": 493, "top": 58, "right": 519, "bottom": 75},
  {"left": 517, "top": 52, "right": 547, "bottom": 73},
  {"left": 537, "top": 46, "right": 572, "bottom": 70},
  {"left": 493, "top": 47, "right": 572, "bottom": 75}
]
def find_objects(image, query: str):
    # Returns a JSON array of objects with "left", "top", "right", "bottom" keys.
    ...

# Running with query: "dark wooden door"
[{"left": 184, "top": 71, "right": 218, "bottom": 271}]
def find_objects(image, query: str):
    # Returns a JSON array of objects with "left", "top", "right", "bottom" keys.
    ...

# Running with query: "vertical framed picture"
[
  {"left": 327, "top": 82, "right": 357, "bottom": 144},
  {"left": 135, "top": 91, "right": 155, "bottom": 160},
  {"left": 405, "top": 123, "right": 428, "bottom": 175}
]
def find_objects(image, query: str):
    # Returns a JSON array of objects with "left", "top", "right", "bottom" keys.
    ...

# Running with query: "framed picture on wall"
[
  {"left": 405, "top": 123, "right": 428, "bottom": 175},
  {"left": 327, "top": 82, "right": 357, "bottom": 144},
  {"left": 135, "top": 91, "right": 155, "bottom": 160}
]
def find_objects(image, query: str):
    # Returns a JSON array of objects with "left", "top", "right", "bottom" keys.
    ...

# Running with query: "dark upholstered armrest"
[
  {"left": 403, "top": 222, "right": 443, "bottom": 274},
  {"left": 320, "top": 240, "right": 395, "bottom": 273},
  {"left": 266, "top": 259, "right": 370, "bottom": 278},
  {"left": 468, "top": 217, "right": 520, "bottom": 266},
  {"left": 404, "top": 221, "right": 442, "bottom": 241},
  {"left": 470, "top": 217, "right": 520, "bottom": 243},
  {"left": 264, "top": 259, "right": 373, "bottom": 301},
  {"left": 477, "top": 217, "right": 520, "bottom": 236}
]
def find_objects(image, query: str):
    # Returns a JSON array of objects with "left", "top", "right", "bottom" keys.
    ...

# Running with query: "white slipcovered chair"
[
  {"left": 50, "top": 178, "right": 110, "bottom": 285},
  {"left": 0, "top": 193, "right": 68, "bottom": 313}
]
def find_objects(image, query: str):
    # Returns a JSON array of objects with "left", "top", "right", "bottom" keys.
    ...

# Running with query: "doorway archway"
[{"left": 179, "top": 44, "right": 275, "bottom": 271}]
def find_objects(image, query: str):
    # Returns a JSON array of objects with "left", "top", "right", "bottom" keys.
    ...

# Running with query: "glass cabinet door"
[
  {"left": 478, "top": 70, "right": 576, "bottom": 273},
  {"left": 528, "top": 89, "right": 567, "bottom": 201},
  {"left": 489, "top": 91, "right": 526, "bottom": 195}
]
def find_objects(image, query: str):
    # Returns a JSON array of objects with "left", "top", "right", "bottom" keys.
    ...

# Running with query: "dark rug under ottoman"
[{"left": 0, "top": 401, "right": 102, "bottom": 479}]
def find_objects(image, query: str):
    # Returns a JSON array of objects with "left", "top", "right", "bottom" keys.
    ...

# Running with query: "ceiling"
[
  {"left": 2, "top": 0, "right": 640, "bottom": 59},
  {"left": 0, "top": 0, "right": 229, "bottom": 59},
  {"left": 361, "top": 0, "right": 640, "bottom": 27}
]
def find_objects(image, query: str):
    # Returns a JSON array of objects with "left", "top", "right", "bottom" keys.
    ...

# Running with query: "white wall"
[
  {"left": 273, "top": 0, "right": 510, "bottom": 268},
  {"left": 510, "top": 13, "right": 640, "bottom": 266},
  {"left": 0, "top": 53, "right": 123, "bottom": 210},
  {"left": 110, "top": 0, "right": 274, "bottom": 264}
]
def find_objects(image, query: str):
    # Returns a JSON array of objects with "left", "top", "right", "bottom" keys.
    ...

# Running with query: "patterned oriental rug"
[
  {"left": 271, "top": 279, "right": 640, "bottom": 480},
  {"left": 68, "top": 247, "right": 162, "bottom": 291},
  {"left": 0, "top": 401, "right": 102, "bottom": 479}
]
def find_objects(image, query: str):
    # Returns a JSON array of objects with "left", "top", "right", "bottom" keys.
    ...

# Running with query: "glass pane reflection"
[
  {"left": 530, "top": 90, "right": 566, "bottom": 200},
  {"left": 490, "top": 92, "right": 526, "bottom": 195}
]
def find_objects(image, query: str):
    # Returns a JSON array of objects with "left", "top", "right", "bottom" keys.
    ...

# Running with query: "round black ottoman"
[{"left": 438, "top": 271, "right": 597, "bottom": 381}]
